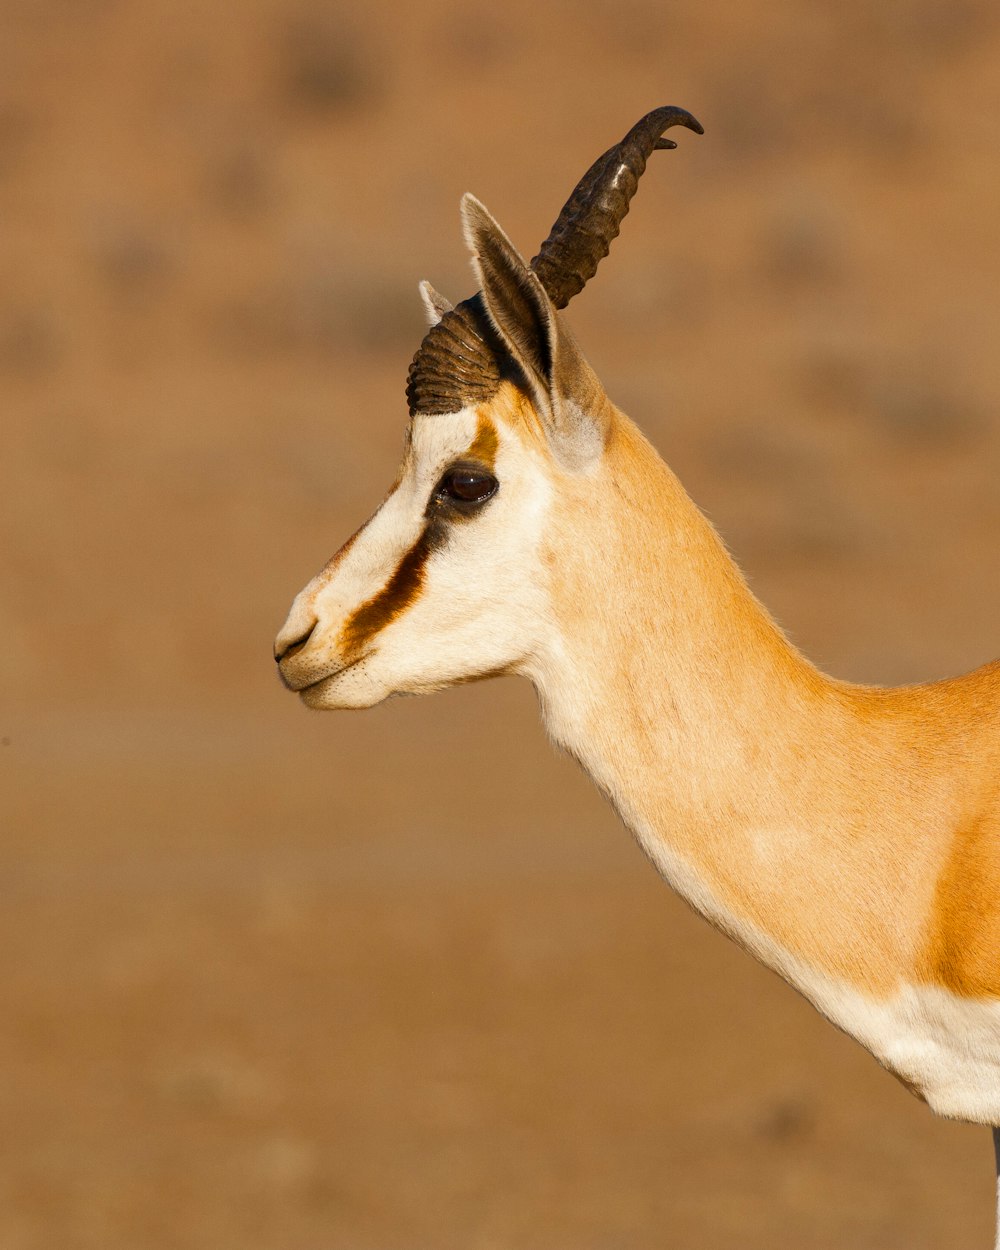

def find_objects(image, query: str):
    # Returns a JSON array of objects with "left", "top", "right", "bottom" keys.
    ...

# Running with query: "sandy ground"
[{"left": 2, "top": 1, "right": 1000, "bottom": 1246}]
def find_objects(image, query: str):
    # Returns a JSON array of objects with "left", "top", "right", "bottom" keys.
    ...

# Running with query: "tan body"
[{"left": 274, "top": 110, "right": 1000, "bottom": 1239}]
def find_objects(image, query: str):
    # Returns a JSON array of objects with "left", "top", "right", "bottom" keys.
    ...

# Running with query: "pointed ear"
[
  {"left": 461, "top": 193, "right": 608, "bottom": 466},
  {"left": 418, "top": 279, "right": 453, "bottom": 327},
  {"left": 462, "top": 194, "right": 557, "bottom": 414}
]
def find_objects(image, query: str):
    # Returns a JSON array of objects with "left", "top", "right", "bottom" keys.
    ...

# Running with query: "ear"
[
  {"left": 418, "top": 279, "right": 453, "bottom": 327},
  {"left": 461, "top": 193, "right": 608, "bottom": 467}
]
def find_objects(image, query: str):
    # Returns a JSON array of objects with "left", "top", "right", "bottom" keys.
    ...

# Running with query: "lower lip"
[{"left": 297, "top": 653, "right": 368, "bottom": 696}]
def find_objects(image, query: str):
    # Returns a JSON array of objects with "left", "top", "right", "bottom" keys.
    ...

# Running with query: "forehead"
[
  {"left": 406, "top": 384, "right": 544, "bottom": 473},
  {"left": 407, "top": 407, "right": 482, "bottom": 470}
]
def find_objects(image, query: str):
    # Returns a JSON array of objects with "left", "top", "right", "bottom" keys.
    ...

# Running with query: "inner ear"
[{"left": 461, "top": 194, "right": 558, "bottom": 418}]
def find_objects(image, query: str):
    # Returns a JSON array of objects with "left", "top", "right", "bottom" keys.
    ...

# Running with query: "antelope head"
[{"left": 275, "top": 107, "right": 703, "bottom": 710}]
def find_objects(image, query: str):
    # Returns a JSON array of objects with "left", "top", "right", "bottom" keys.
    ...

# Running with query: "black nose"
[{"left": 274, "top": 623, "right": 316, "bottom": 664}]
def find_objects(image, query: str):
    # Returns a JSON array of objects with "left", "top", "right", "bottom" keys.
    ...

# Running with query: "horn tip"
[{"left": 652, "top": 106, "right": 704, "bottom": 137}]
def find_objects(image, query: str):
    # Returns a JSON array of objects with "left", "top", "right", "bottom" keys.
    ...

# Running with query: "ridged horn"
[
  {"left": 405, "top": 293, "right": 502, "bottom": 417},
  {"left": 407, "top": 106, "right": 702, "bottom": 416},
  {"left": 530, "top": 106, "right": 703, "bottom": 310}
]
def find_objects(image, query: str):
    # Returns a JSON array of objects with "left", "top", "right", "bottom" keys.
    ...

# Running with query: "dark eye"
[{"left": 436, "top": 468, "right": 499, "bottom": 505}]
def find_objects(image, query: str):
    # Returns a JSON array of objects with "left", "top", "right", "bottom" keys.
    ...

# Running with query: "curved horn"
[
  {"left": 530, "top": 106, "right": 703, "bottom": 310},
  {"left": 405, "top": 293, "right": 502, "bottom": 416}
]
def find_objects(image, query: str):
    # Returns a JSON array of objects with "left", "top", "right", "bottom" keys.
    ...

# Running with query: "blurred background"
[{"left": 2, "top": 1, "right": 999, "bottom": 1246}]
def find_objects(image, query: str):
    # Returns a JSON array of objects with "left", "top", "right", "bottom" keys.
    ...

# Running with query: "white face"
[{"left": 274, "top": 394, "right": 555, "bottom": 709}]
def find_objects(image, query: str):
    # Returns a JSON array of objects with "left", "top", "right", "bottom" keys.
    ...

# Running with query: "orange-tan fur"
[{"left": 523, "top": 383, "right": 1000, "bottom": 1004}]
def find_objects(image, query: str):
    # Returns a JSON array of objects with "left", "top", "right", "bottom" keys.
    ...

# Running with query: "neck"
[{"left": 527, "top": 415, "right": 939, "bottom": 998}]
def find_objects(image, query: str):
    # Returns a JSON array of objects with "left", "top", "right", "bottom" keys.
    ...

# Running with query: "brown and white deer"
[{"left": 274, "top": 108, "right": 1000, "bottom": 1240}]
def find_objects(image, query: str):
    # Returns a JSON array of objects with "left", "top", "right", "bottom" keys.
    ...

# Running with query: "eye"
[{"left": 435, "top": 467, "right": 499, "bottom": 506}]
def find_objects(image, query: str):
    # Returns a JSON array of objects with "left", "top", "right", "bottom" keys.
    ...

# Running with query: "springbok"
[{"left": 275, "top": 107, "right": 1000, "bottom": 1240}]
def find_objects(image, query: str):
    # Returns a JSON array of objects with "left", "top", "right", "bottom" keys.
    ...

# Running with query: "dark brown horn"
[
  {"left": 530, "top": 106, "right": 703, "bottom": 310},
  {"left": 407, "top": 107, "right": 702, "bottom": 416},
  {"left": 405, "top": 293, "right": 502, "bottom": 417}
]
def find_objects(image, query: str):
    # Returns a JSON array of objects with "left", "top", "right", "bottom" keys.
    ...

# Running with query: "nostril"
[{"left": 274, "top": 623, "right": 317, "bottom": 664}]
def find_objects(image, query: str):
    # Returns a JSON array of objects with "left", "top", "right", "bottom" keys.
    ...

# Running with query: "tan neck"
[
  {"left": 528, "top": 415, "right": 955, "bottom": 994},
  {"left": 535, "top": 416, "right": 831, "bottom": 822}
]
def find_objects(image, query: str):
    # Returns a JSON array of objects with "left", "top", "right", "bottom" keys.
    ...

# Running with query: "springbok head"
[{"left": 275, "top": 107, "right": 703, "bottom": 709}]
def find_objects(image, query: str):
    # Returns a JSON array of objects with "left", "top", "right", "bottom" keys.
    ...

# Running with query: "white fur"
[
  {"left": 276, "top": 407, "right": 556, "bottom": 709},
  {"left": 630, "top": 817, "right": 1000, "bottom": 1123}
]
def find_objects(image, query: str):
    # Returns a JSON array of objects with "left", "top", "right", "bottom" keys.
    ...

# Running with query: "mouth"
[{"left": 284, "top": 652, "right": 370, "bottom": 697}]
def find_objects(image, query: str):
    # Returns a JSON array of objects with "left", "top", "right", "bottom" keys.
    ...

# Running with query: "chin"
[{"left": 298, "top": 668, "right": 390, "bottom": 711}]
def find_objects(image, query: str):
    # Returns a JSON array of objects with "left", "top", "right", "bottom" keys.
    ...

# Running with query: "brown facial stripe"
[
  {"left": 338, "top": 420, "right": 497, "bottom": 657},
  {"left": 466, "top": 413, "right": 499, "bottom": 468},
  {"left": 339, "top": 529, "right": 432, "bottom": 661}
]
